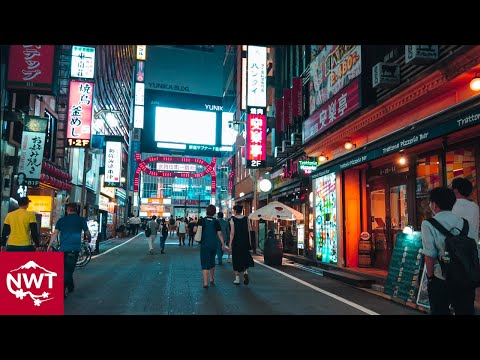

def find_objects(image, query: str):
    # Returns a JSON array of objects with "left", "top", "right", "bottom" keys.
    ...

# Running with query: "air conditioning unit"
[
  {"left": 282, "top": 140, "right": 294, "bottom": 154},
  {"left": 372, "top": 62, "right": 400, "bottom": 88},
  {"left": 274, "top": 146, "right": 287, "bottom": 158},
  {"left": 290, "top": 133, "right": 302, "bottom": 147},
  {"left": 405, "top": 45, "right": 438, "bottom": 65}
]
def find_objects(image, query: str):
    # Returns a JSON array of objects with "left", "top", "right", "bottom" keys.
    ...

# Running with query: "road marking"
[
  {"left": 91, "top": 232, "right": 146, "bottom": 259},
  {"left": 254, "top": 259, "right": 379, "bottom": 315}
]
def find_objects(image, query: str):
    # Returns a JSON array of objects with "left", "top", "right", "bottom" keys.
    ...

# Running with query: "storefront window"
[
  {"left": 446, "top": 147, "right": 477, "bottom": 204},
  {"left": 416, "top": 154, "right": 440, "bottom": 228},
  {"left": 313, "top": 173, "right": 337, "bottom": 264}
]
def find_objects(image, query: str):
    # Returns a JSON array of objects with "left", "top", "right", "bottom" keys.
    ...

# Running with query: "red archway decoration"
[{"left": 133, "top": 153, "right": 216, "bottom": 194}]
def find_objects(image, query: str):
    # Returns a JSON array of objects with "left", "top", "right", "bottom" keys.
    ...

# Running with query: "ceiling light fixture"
[
  {"left": 319, "top": 153, "right": 328, "bottom": 162},
  {"left": 470, "top": 72, "right": 480, "bottom": 91},
  {"left": 344, "top": 139, "right": 356, "bottom": 150}
]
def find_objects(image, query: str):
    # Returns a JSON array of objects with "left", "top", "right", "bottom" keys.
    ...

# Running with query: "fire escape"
[{"left": 55, "top": 45, "right": 72, "bottom": 168}]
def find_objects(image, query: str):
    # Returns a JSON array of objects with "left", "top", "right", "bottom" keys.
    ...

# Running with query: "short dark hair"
[
  {"left": 17, "top": 197, "right": 31, "bottom": 207},
  {"left": 217, "top": 211, "right": 224, "bottom": 218},
  {"left": 451, "top": 177, "right": 473, "bottom": 197},
  {"left": 152, "top": 215, "right": 157, "bottom": 220},
  {"left": 233, "top": 204, "right": 243, "bottom": 214},
  {"left": 206, "top": 204, "right": 216, "bottom": 216},
  {"left": 66, "top": 203, "right": 78, "bottom": 213},
  {"left": 429, "top": 187, "right": 456, "bottom": 211}
]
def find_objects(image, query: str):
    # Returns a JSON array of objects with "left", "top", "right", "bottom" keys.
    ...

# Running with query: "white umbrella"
[{"left": 248, "top": 201, "right": 304, "bottom": 221}]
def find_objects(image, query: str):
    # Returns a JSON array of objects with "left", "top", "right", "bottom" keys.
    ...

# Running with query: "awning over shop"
[
  {"left": 234, "top": 191, "right": 254, "bottom": 202},
  {"left": 311, "top": 95, "right": 480, "bottom": 179},
  {"left": 271, "top": 179, "right": 307, "bottom": 199}
]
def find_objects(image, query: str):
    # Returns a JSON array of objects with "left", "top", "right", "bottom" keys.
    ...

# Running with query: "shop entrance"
[{"left": 368, "top": 171, "right": 408, "bottom": 270}]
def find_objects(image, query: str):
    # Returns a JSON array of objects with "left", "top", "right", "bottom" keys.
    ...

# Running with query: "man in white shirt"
[
  {"left": 451, "top": 177, "right": 479, "bottom": 243},
  {"left": 421, "top": 186, "right": 476, "bottom": 315}
]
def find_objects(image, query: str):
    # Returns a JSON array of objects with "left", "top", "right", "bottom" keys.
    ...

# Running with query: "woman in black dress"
[{"left": 229, "top": 204, "right": 254, "bottom": 285}]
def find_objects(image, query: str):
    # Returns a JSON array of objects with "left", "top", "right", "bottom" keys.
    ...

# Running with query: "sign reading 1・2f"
[{"left": 246, "top": 107, "right": 267, "bottom": 169}]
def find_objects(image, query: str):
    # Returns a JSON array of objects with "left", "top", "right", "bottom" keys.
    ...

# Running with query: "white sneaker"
[{"left": 233, "top": 279, "right": 240, "bottom": 285}]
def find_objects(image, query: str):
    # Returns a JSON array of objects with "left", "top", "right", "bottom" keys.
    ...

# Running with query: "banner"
[
  {"left": 17, "top": 116, "right": 49, "bottom": 187},
  {"left": 7, "top": 45, "right": 56, "bottom": 93},
  {"left": 292, "top": 77, "right": 303, "bottom": 117},
  {"left": 104, "top": 138, "right": 123, "bottom": 187},
  {"left": 66, "top": 80, "right": 94, "bottom": 148},
  {"left": 309, "top": 45, "right": 361, "bottom": 115},
  {"left": 245, "top": 109, "right": 267, "bottom": 168},
  {"left": 303, "top": 77, "right": 361, "bottom": 143},
  {"left": 247, "top": 46, "right": 267, "bottom": 108},
  {"left": 283, "top": 88, "right": 293, "bottom": 126},
  {"left": 275, "top": 98, "right": 284, "bottom": 133}
]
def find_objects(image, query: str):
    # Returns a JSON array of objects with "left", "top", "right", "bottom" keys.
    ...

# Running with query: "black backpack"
[{"left": 427, "top": 217, "right": 480, "bottom": 288}]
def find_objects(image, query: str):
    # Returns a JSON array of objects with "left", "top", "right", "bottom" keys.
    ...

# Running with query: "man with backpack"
[{"left": 421, "top": 187, "right": 479, "bottom": 315}]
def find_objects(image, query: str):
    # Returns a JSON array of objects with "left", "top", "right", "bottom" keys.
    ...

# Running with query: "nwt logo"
[
  {"left": 7, "top": 260, "right": 57, "bottom": 306},
  {"left": 0, "top": 252, "right": 64, "bottom": 315}
]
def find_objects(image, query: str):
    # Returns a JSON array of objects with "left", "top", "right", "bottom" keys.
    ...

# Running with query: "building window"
[
  {"left": 446, "top": 147, "right": 477, "bottom": 204},
  {"left": 415, "top": 154, "right": 441, "bottom": 228}
]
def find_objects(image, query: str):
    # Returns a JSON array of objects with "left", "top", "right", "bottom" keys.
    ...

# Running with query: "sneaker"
[
  {"left": 233, "top": 279, "right": 240, "bottom": 285},
  {"left": 210, "top": 280, "right": 215, "bottom": 286},
  {"left": 161, "top": 249, "right": 165, "bottom": 254},
  {"left": 149, "top": 249, "right": 154, "bottom": 255},
  {"left": 244, "top": 273, "right": 249, "bottom": 285}
]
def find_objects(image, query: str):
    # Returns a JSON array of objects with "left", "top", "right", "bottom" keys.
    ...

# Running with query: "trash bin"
[{"left": 264, "top": 231, "right": 283, "bottom": 266}]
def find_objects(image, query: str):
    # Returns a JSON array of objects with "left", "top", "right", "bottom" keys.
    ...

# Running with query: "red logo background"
[{"left": 0, "top": 252, "right": 64, "bottom": 315}]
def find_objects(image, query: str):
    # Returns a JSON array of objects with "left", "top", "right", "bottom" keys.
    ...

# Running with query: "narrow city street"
[{"left": 64, "top": 233, "right": 423, "bottom": 315}]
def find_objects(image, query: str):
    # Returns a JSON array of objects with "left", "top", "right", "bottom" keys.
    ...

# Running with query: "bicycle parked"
[{"left": 38, "top": 232, "right": 92, "bottom": 267}]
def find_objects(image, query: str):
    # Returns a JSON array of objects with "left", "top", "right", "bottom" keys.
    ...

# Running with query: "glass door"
[{"left": 389, "top": 184, "right": 408, "bottom": 251}]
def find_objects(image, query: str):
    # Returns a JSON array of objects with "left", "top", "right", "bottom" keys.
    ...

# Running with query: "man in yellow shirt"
[{"left": 1, "top": 197, "right": 39, "bottom": 252}]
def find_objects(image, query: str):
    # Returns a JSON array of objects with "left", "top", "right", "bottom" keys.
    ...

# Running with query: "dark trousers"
[
  {"left": 428, "top": 276, "right": 476, "bottom": 315},
  {"left": 64, "top": 251, "right": 79, "bottom": 291},
  {"left": 133, "top": 224, "right": 139, "bottom": 235},
  {"left": 6, "top": 245, "right": 36, "bottom": 251},
  {"left": 160, "top": 234, "right": 167, "bottom": 250}
]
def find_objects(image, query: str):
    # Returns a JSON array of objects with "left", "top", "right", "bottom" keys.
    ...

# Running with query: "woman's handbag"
[
  {"left": 145, "top": 226, "right": 152, "bottom": 237},
  {"left": 194, "top": 225, "right": 203, "bottom": 242}
]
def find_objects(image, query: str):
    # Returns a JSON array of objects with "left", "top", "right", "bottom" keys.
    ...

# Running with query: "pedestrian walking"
[
  {"left": 421, "top": 186, "right": 477, "bottom": 315},
  {"left": 1, "top": 196, "right": 40, "bottom": 252},
  {"left": 216, "top": 211, "right": 230, "bottom": 265},
  {"left": 147, "top": 215, "right": 159, "bottom": 255},
  {"left": 177, "top": 217, "right": 187, "bottom": 246},
  {"left": 194, "top": 205, "right": 226, "bottom": 288},
  {"left": 451, "top": 177, "right": 479, "bottom": 243},
  {"left": 160, "top": 218, "right": 168, "bottom": 254},
  {"left": 47, "top": 203, "right": 91, "bottom": 298},
  {"left": 229, "top": 204, "right": 254, "bottom": 285}
]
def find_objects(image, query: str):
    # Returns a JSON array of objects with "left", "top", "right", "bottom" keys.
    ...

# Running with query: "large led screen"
[
  {"left": 154, "top": 107, "right": 216, "bottom": 145},
  {"left": 142, "top": 89, "right": 232, "bottom": 156}
]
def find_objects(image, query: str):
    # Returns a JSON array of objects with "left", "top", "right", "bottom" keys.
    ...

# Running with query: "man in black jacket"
[{"left": 1, "top": 197, "right": 39, "bottom": 252}]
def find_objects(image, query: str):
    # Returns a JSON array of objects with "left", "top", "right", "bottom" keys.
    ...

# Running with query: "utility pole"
[{"left": 79, "top": 148, "right": 89, "bottom": 217}]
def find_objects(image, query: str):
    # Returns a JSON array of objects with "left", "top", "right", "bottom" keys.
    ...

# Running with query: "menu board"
[{"left": 383, "top": 232, "right": 424, "bottom": 304}]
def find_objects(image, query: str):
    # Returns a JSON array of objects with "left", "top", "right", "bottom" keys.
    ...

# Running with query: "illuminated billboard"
[
  {"left": 104, "top": 137, "right": 123, "bottom": 187},
  {"left": 142, "top": 90, "right": 232, "bottom": 156},
  {"left": 66, "top": 80, "right": 94, "bottom": 148}
]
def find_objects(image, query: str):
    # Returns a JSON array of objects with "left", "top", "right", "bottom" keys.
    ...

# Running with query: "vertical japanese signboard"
[
  {"left": 7, "top": 45, "right": 56, "bottom": 93},
  {"left": 246, "top": 46, "right": 267, "bottom": 108},
  {"left": 246, "top": 45, "right": 267, "bottom": 169},
  {"left": 17, "top": 116, "right": 48, "bottom": 187},
  {"left": 71, "top": 46, "right": 95, "bottom": 79},
  {"left": 292, "top": 77, "right": 303, "bottom": 118},
  {"left": 66, "top": 80, "right": 94, "bottom": 148},
  {"left": 245, "top": 109, "right": 267, "bottom": 169},
  {"left": 104, "top": 137, "right": 123, "bottom": 187},
  {"left": 133, "top": 46, "right": 146, "bottom": 129},
  {"left": 276, "top": 98, "right": 284, "bottom": 133}
]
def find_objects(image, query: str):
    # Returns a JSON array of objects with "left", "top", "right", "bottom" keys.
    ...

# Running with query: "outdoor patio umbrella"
[{"left": 248, "top": 200, "right": 304, "bottom": 221}]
